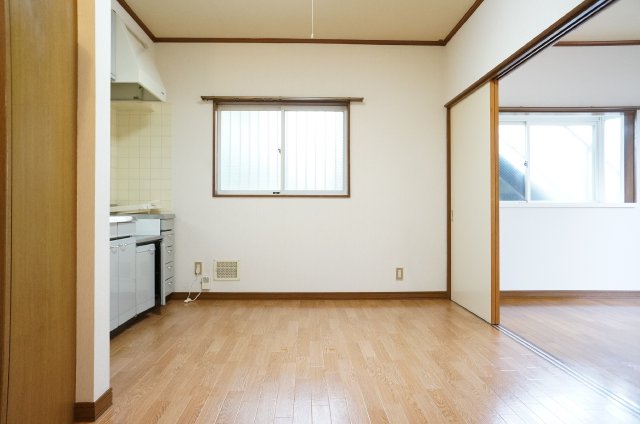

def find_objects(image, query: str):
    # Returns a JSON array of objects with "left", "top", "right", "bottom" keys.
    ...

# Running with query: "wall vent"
[{"left": 214, "top": 260, "right": 240, "bottom": 281}]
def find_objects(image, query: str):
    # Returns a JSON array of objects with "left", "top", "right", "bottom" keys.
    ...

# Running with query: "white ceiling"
[
  {"left": 123, "top": 0, "right": 639, "bottom": 43},
  {"left": 124, "top": 0, "right": 477, "bottom": 41},
  {"left": 562, "top": 0, "right": 640, "bottom": 42}
]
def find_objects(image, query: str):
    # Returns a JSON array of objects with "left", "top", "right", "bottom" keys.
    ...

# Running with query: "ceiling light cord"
[{"left": 311, "top": 0, "right": 315, "bottom": 39}]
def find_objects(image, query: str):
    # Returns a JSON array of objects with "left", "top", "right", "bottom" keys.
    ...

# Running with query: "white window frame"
[
  {"left": 214, "top": 103, "right": 349, "bottom": 197},
  {"left": 499, "top": 112, "right": 629, "bottom": 205}
]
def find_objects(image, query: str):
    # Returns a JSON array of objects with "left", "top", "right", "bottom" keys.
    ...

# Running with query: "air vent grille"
[{"left": 214, "top": 260, "right": 240, "bottom": 281}]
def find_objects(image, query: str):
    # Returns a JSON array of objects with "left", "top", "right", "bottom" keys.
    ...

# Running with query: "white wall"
[
  {"left": 156, "top": 43, "right": 447, "bottom": 293},
  {"left": 76, "top": 0, "right": 111, "bottom": 403},
  {"left": 499, "top": 45, "right": 640, "bottom": 291},
  {"left": 501, "top": 206, "right": 640, "bottom": 291},
  {"left": 93, "top": 0, "right": 111, "bottom": 396},
  {"left": 501, "top": 46, "right": 640, "bottom": 107},
  {"left": 445, "top": 0, "right": 583, "bottom": 102}
]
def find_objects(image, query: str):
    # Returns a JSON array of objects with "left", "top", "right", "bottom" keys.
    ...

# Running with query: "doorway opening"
[{"left": 497, "top": 0, "right": 640, "bottom": 414}]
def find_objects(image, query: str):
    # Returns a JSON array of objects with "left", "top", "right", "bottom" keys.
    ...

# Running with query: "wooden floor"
[
  {"left": 95, "top": 299, "right": 639, "bottom": 423},
  {"left": 501, "top": 297, "right": 640, "bottom": 411}
]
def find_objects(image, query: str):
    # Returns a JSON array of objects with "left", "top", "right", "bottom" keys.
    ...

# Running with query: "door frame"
[
  {"left": 445, "top": 0, "right": 616, "bottom": 325},
  {"left": 1, "top": 0, "right": 11, "bottom": 419}
]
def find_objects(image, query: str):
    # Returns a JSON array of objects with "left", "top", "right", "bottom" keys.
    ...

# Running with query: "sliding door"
[
  {"left": 2, "top": 0, "right": 77, "bottom": 422},
  {"left": 449, "top": 81, "right": 500, "bottom": 324}
]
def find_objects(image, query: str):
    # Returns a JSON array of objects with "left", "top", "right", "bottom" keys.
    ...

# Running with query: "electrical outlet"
[
  {"left": 194, "top": 262, "right": 202, "bottom": 276},
  {"left": 201, "top": 275, "right": 211, "bottom": 290},
  {"left": 395, "top": 267, "right": 404, "bottom": 281}
]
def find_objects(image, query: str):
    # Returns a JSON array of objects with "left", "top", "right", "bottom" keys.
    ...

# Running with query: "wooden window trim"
[
  {"left": 624, "top": 110, "right": 636, "bottom": 203},
  {"left": 202, "top": 96, "right": 363, "bottom": 104},
  {"left": 204, "top": 97, "right": 363, "bottom": 198}
]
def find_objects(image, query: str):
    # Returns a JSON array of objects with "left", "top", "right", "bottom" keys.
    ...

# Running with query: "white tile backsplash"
[{"left": 110, "top": 102, "right": 172, "bottom": 211}]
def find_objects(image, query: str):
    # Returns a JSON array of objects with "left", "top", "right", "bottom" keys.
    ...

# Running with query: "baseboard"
[
  {"left": 168, "top": 291, "right": 448, "bottom": 301},
  {"left": 501, "top": 290, "right": 640, "bottom": 300},
  {"left": 74, "top": 387, "right": 112, "bottom": 422}
]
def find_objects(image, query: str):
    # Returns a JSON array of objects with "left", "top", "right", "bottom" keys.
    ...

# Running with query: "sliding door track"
[{"left": 495, "top": 325, "right": 640, "bottom": 417}]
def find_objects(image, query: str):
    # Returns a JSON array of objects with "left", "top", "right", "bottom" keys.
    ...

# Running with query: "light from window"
[
  {"left": 219, "top": 109, "right": 282, "bottom": 192},
  {"left": 284, "top": 110, "right": 345, "bottom": 192},
  {"left": 603, "top": 116, "right": 624, "bottom": 202},
  {"left": 498, "top": 124, "right": 527, "bottom": 201},
  {"left": 499, "top": 112, "right": 630, "bottom": 203},
  {"left": 216, "top": 104, "right": 348, "bottom": 196},
  {"left": 529, "top": 123, "right": 594, "bottom": 202}
]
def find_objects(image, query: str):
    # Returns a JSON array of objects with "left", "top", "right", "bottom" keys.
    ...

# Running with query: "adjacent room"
[
  {"left": 498, "top": 0, "right": 640, "bottom": 412},
  {"left": 2, "top": 0, "right": 638, "bottom": 422}
]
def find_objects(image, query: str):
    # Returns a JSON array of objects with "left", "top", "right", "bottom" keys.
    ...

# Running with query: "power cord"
[{"left": 184, "top": 275, "right": 202, "bottom": 303}]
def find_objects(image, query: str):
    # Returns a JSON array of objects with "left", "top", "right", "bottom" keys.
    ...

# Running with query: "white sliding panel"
[{"left": 449, "top": 82, "right": 499, "bottom": 324}]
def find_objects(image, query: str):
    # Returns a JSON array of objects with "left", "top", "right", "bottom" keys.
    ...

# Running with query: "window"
[
  {"left": 213, "top": 102, "right": 349, "bottom": 196},
  {"left": 499, "top": 111, "right": 636, "bottom": 203}
]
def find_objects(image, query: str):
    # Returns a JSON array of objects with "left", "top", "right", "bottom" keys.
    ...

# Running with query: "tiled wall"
[{"left": 110, "top": 102, "right": 172, "bottom": 211}]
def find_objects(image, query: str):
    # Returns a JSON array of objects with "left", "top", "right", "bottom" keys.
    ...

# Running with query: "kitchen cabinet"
[
  {"left": 135, "top": 244, "right": 156, "bottom": 313},
  {"left": 133, "top": 214, "right": 175, "bottom": 304},
  {"left": 111, "top": 10, "right": 116, "bottom": 80},
  {"left": 110, "top": 237, "right": 136, "bottom": 329},
  {"left": 109, "top": 242, "right": 118, "bottom": 331},
  {"left": 162, "top": 230, "right": 175, "bottom": 301}
]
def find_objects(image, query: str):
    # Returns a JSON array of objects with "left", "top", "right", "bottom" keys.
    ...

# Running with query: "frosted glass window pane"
[
  {"left": 284, "top": 111, "right": 344, "bottom": 192},
  {"left": 218, "top": 110, "right": 281, "bottom": 191},
  {"left": 216, "top": 105, "right": 348, "bottom": 195},
  {"left": 603, "top": 117, "right": 624, "bottom": 203},
  {"left": 529, "top": 124, "right": 594, "bottom": 202},
  {"left": 499, "top": 123, "right": 526, "bottom": 201}
]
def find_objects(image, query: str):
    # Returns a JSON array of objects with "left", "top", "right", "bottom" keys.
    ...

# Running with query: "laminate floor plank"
[
  {"left": 501, "top": 297, "right": 640, "bottom": 408},
  {"left": 94, "top": 299, "right": 638, "bottom": 423}
]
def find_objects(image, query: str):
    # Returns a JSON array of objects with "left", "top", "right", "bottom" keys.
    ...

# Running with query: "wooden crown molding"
[
  {"left": 115, "top": 0, "right": 484, "bottom": 47},
  {"left": 442, "top": 0, "right": 484, "bottom": 45},
  {"left": 445, "top": 0, "right": 616, "bottom": 109},
  {"left": 156, "top": 37, "right": 444, "bottom": 46},
  {"left": 115, "top": 0, "right": 156, "bottom": 42},
  {"left": 555, "top": 39, "right": 640, "bottom": 47}
]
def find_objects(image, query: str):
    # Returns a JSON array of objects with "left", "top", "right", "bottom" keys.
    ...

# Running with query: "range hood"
[{"left": 111, "top": 12, "right": 167, "bottom": 102}]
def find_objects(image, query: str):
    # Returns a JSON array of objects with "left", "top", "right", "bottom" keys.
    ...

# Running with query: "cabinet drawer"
[
  {"left": 164, "top": 261, "right": 175, "bottom": 279},
  {"left": 136, "top": 219, "right": 160, "bottom": 235},
  {"left": 110, "top": 223, "right": 117, "bottom": 238},
  {"left": 163, "top": 231, "right": 174, "bottom": 247},
  {"left": 163, "top": 244, "right": 174, "bottom": 264},
  {"left": 164, "top": 277, "right": 175, "bottom": 296},
  {"left": 117, "top": 221, "right": 135, "bottom": 237},
  {"left": 160, "top": 219, "right": 174, "bottom": 231}
]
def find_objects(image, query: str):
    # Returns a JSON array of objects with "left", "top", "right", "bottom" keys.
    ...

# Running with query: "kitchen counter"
[
  {"left": 109, "top": 215, "right": 134, "bottom": 223},
  {"left": 135, "top": 235, "right": 163, "bottom": 245},
  {"left": 128, "top": 213, "right": 175, "bottom": 219}
]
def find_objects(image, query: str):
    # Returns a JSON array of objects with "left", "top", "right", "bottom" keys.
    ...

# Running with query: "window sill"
[{"left": 500, "top": 201, "right": 637, "bottom": 209}]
